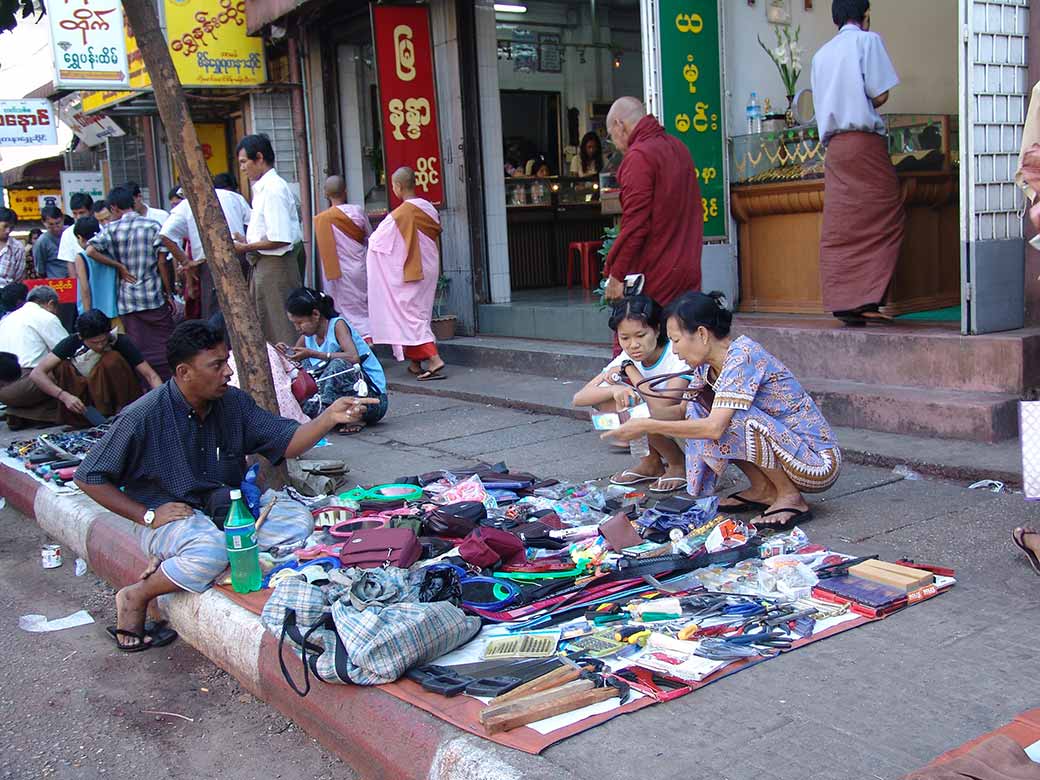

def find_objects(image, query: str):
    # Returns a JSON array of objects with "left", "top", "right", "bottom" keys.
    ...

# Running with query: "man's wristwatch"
[
  {"left": 143, "top": 508, "right": 156, "bottom": 526},
  {"left": 620, "top": 359, "right": 635, "bottom": 372}
]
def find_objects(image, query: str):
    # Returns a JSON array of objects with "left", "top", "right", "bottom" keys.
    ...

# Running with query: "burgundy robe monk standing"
[{"left": 603, "top": 113, "right": 702, "bottom": 307}]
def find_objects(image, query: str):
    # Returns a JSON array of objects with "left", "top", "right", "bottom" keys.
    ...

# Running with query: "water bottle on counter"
[{"left": 746, "top": 92, "right": 762, "bottom": 134}]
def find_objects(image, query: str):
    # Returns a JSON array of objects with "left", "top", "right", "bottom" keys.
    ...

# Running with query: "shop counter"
[
  {"left": 730, "top": 115, "right": 960, "bottom": 315},
  {"left": 505, "top": 177, "right": 614, "bottom": 289}
]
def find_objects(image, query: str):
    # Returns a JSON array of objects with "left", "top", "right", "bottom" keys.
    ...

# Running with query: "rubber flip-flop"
[
  {"left": 1012, "top": 527, "right": 1040, "bottom": 576},
  {"left": 649, "top": 476, "right": 686, "bottom": 494},
  {"left": 754, "top": 507, "right": 813, "bottom": 530},
  {"left": 610, "top": 470, "right": 659, "bottom": 487},
  {"left": 106, "top": 622, "right": 178, "bottom": 653},
  {"left": 719, "top": 491, "right": 770, "bottom": 512},
  {"left": 416, "top": 367, "right": 447, "bottom": 381},
  {"left": 407, "top": 365, "right": 424, "bottom": 376},
  {"left": 861, "top": 312, "right": 896, "bottom": 325}
]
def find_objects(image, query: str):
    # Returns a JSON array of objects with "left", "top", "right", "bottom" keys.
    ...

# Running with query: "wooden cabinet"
[{"left": 730, "top": 172, "right": 960, "bottom": 315}]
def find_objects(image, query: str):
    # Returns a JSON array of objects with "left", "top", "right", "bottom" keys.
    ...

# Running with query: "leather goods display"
[
  {"left": 458, "top": 527, "right": 526, "bottom": 568},
  {"left": 338, "top": 528, "right": 422, "bottom": 569},
  {"left": 424, "top": 501, "right": 487, "bottom": 537}
]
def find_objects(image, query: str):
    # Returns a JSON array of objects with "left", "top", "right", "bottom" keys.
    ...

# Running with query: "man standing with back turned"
[
  {"left": 811, "top": 0, "right": 903, "bottom": 326},
  {"left": 601, "top": 97, "right": 702, "bottom": 308},
  {"left": 367, "top": 167, "right": 446, "bottom": 381}
]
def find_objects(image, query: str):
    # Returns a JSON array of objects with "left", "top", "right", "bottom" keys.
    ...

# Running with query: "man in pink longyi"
[
  {"left": 366, "top": 167, "right": 446, "bottom": 381},
  {"left": 313, "top": 175, "right": 373, "bottom": 341}
]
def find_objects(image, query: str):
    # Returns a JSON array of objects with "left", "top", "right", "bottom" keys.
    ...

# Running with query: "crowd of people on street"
[{"left": 0, "top": 131, "right": 449, "bottom": 442}]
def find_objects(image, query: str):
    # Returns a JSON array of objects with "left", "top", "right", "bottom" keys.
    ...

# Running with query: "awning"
[{"left": 1, "top": 153, "right": 64, "bottom": 189}]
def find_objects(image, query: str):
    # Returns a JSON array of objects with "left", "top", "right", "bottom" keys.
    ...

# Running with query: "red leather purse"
[
  {"left": 338, "top": 528, "right": 422, "bottom": 569},
  {"left": 291, "top": 369, "right": 319, "bottom": 403}
]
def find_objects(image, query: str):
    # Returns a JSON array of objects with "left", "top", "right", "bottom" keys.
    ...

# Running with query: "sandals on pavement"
[
  {"left": 610, "top": 470, "right": 659, "bottom": 487},
  {"left": 649, "top": 476, "right": 687, "bottom": 494},
  {"left": 416, "top": 366, "right": 447, "bottom": 381},
  {"left": 106, "top": 621, "right": 179, "bottom": 653},
  {"left": 754, "top": 507, "right": 813, "bottom": 530},
  {"left": 1012, "top": 527, "right": 1040, "bottom": 575},
  {"left": 719, "top": 491, "right": 770, "bottom": 513}
]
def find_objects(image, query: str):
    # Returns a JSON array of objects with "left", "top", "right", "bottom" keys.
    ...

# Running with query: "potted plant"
[{"left": 431, "top": 274, "right": 457, "bottom": 340}]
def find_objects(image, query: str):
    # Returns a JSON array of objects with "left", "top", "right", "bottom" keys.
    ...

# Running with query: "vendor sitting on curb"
[
  {"left": 29, "top": 309, "right": 163, "bottom": 427},
  {"left": 74, "top": 319, "right": 376, "bottom": 652},
  {"left": 604, "top": 291, "right": 841, "bottom": 529}
]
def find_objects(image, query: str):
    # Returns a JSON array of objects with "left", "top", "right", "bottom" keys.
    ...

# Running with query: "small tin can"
[{"left": 41, "top": 544, "right": 63, "bottom": 569}]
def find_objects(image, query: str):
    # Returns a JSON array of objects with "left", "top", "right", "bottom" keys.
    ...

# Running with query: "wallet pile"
[{"left": 254, "top": 460, "right": 956, "bottom": 745}]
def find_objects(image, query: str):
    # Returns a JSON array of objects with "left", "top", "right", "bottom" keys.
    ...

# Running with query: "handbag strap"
[{"left": 278, "top": 609, "right": 313, "bottom": 698}]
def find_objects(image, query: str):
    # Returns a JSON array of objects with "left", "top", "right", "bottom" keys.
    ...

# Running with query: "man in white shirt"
[
  {"left": 810, "top": 0, "right": 904, "bottom": 326},
  {"left": 56, "top": 192, "right": 94, "bottom": 268},
  {"left": 125, "top": 181, "right": 170, "bottom": 226},
  {"left": 158, "top": 185, "right": 253, "bottom": 319},
  {"left": 232, "top": 134, "right": 304, "bottom": 345},
  {"left": 0, "top": 285, "right": 69, "bottom": 428}
]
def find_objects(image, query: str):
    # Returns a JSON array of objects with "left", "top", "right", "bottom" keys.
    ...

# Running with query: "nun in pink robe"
[
  {"left": 320, "top": 203, "right": 373, "bottom": 340},
  {"left": 366, "top": 168, "right": 446, "bottom": 380}
]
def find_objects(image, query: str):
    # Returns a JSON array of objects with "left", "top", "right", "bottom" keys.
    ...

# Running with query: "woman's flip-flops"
[{"left": 1012, "top": 527, "right": 1040, "bottom": 575}]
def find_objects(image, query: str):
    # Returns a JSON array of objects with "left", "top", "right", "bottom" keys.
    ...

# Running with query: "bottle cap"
[{"left": 229, "top": 489, "right": 242, "bottom": 500}]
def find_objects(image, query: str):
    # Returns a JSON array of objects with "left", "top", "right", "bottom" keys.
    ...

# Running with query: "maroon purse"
[
  {"left": 458, "top": 527, "right": 526, "bottom": 568},
  {"left": 338, "top": 528, "right": 422, "bottom": 569}
]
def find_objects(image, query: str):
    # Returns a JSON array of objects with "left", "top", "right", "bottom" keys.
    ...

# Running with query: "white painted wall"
[{"left": 722, "top": 0, "right": 959, "bottom": 134}]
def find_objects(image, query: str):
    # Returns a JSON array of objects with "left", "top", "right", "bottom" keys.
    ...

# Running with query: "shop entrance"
[{"left": 484, "top": 0, "right": 643, "bottom": 342}]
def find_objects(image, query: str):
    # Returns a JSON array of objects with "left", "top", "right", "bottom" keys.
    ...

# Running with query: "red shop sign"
[
  {"left": 372, "top": 4, "right": 443, "bottom": 209},
  {"left": 25, "top": 277, "right": 77, "bottom": 305}
]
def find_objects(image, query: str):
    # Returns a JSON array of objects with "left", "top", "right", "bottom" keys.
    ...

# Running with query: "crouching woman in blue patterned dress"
[{"left": 605, "top": 291, "right": 841, "bottom": 528}]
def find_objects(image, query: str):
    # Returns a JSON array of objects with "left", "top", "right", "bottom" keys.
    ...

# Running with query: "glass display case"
[
  {"left": 730, "top": 114, "right": 958, "bottom": 185},
  {"left": 505, "top": 176, "right": 603, "bottom": 207}
]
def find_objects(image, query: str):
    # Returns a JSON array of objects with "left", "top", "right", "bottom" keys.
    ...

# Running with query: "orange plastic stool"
[{"left": 566, "top": 240, "right": 605, "bottom": 289}]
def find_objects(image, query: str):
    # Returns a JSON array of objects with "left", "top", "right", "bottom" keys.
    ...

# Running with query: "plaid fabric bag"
[
  {"left": 330, "top": 599, "right": 481, "bottom": 685},
  {"left": 260, "top": 578, "right": 349, "bottom": 695}
]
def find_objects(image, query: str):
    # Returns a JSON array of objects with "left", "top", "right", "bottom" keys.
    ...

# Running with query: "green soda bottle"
[{"left": 225, "top": 489, "right": 262, "bottom": 593}]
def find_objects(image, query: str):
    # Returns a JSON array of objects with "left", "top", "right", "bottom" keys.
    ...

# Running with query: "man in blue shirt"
[{"left": 76, "top": 319, "right": 376, "bottom": 652}]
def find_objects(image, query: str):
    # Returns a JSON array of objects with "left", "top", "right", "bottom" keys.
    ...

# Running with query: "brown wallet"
[{"left": 599, "top": 512, "right": 644, "bottom": 552}]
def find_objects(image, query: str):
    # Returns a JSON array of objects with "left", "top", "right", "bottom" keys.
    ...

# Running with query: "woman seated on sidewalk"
[
  {"left": 29, "top": 309, "right": 163, "bottom": 427},
  {"left": 573, "top": 295, "right": 690, "bottom": 494},
  {"left": 605, "top": 291, "right": 842, "bottom": 528},
  {"left": 279, "top": 287, "right": 389, "bottom": 432}
]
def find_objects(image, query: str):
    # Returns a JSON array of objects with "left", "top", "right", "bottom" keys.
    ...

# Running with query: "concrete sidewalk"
[
  {"left": 379, "top": 361, "right": 1025, "bottom": 488},
  {"left": 3, "top": 391, "right": 1039, "bottom": 780}
]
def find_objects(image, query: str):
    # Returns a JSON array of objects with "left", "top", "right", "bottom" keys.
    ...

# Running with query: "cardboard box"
[{"left": 848, "top": 560, "right": 934, "bottom": 592}]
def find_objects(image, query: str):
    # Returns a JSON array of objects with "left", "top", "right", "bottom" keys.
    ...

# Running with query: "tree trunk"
[{"left": 121, "top": 0, "right": 287, "bottom": 484}]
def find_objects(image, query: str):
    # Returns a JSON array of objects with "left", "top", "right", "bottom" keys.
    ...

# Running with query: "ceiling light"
[{"left": 494, "top": 4, "right": 527, "bottom": 13}]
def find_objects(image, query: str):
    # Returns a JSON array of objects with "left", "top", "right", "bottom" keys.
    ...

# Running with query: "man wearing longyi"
[
  {"left": 811, "top": 0, "right": 904, "bottom": 326},
  {"left": 74, "top": 319, "right": 376, "bottom": 653}
]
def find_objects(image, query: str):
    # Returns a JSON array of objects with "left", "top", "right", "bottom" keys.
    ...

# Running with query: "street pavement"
[{"left": 2, "top": 390, "right": 1039, "bottom": 779}]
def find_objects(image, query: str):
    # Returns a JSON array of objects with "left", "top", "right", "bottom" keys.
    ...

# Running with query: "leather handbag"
[
  {"left": 458, "top": 527, "right": 526, "bottom": 568},
  {"left": 423, "top": 501, "right": 487, "bottom": 537},
  {"left": 291, "top": 369, "right": 319, "bottom": 403},
  {"left": 338, "top": 528, "right": 422, "bottom": 569}
]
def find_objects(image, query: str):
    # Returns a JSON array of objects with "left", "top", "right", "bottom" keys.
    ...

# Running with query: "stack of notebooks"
[{"left": 814, "top": 560, "right": 941, "bottom": 617}]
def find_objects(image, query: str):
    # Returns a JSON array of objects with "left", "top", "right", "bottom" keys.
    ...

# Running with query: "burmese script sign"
[
  {"left": 0, "top": 100, "right": 58, "bottom": 147},
  {"left": 49, "top": 0, "right": 130, "bottom": 89}
]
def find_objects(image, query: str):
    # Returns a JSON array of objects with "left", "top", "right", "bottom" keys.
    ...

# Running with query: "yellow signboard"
[
  {"left": 81, "top": 1, "right": 264, "bottom": 113},
  {"left": 164, "top": 0, "right": 267, "bottom": 87},
  {"left": 6, "top": 189, "right": 64, "bottom": 222}
]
